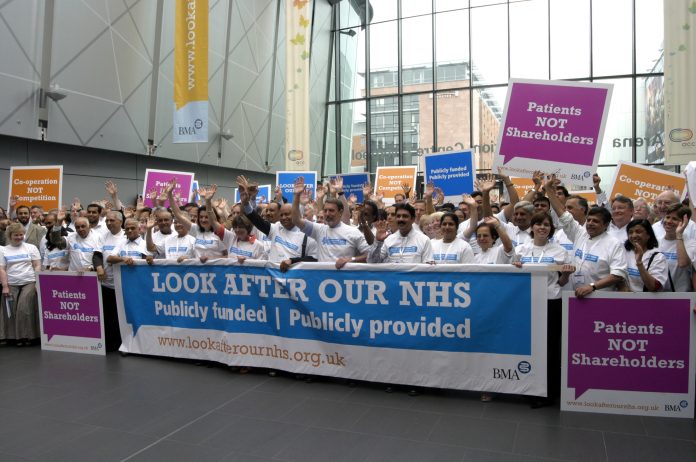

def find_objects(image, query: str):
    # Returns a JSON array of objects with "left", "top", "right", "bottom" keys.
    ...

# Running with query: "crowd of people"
[{"left": 1, "top": 169, "right": 695, "bottom": 404}]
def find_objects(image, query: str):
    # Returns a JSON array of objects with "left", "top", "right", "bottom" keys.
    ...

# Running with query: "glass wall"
[{"left": 324, "top": 0, "right": 665, "bottom": 185}]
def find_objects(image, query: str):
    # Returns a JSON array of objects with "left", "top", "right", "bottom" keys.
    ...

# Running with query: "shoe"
[
  {"left": 239, "top": 367, "right": 251, "bottom": 374},
  {"left": 408, "top": 388, "right": 421, "bottom": 397},
  {"left": 268, "top": 370, "right": 277, "bottom": 377},
  {"left": 384, "top": 386, "right": 394, "bottom": 393},
  {"left": 480, "top": 393, "right": 493, "bottom": 402}
]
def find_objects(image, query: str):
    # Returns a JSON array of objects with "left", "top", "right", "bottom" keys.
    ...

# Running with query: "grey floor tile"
[
  {"left": 349, "top": 406, "right": 441, "bottom": 441},
  {"left": 278, "top": 397, "right": 371, "bottom": 430},
  {"left": 134, "top": 405, "right": 210, "bottom": 438},
  {"left": 604, "top": 432, "right": 696, "bottom": 462},
  {"left": 0, "top": 384, "right": 73, "bottom": 411},
  {"left": 275, "top": 427, "right": 383, "bottom": 462},
  {"left": 24, "top": 389, "right": 125, "bottom": 421},
  {"left": 216, "top": 390, "right": 306, "bottom": 420},
  {"left": 0, "top": 416, "right": 96, "bottom": 459},
  {"left": 34, "top": 427, "right": 158, "bottom": 462},
  {"left": 77, "top": 399, "right": 194, "bottom": 433},
  {"left": 200, "top": 416, "right": 307, "bottom": 458},
  {"left": 254, "top": 374, "right": 354, "bottom": 401},
  {"left": 409, "top": 390, "right": 486, "bottom": 418},
  {"left": 427, "top": 414, "right": 518, "bottom": 452},
  {"left": 364, "top": 439, "right": 467, "bottom": 462},
  {"left": 461, "top": 448, "right": 566, "bottom": 461},
  {"left": 514, "top": 423, "right": 607, "bottom": 461},
  {"left": 0, "top": 452, "right": 36, "bottom": 462},
  {"left": 641, "top": 416, "right": 696, "bottom": 441},
  {"left": 560, "top": 411, "right": 646, "bottom": 435},
  {"left": 123, "top": 439, "right": 231, "bottom": 462},
  {"left": 163, "top": 381, "right": 251, "bottom": 412},
  {"left": 167, "top": 412, "right": 241, "bottom": 445},
  {"left": 0, "top": 378, "right": 25, "bottom": 393}
]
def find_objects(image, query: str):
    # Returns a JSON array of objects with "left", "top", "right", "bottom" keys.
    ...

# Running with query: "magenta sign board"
[
  {"left": 142, "top": 169, "right": 195, "bottom": 208},
  {"left": 494, "top": 79, "right": 612, "bottom": 187},
  {"left": 562, "top": 293, "right": 695, "bottom": 418},
  {"left": 37, "top": 272, "right": 105, "bottom": 355}
]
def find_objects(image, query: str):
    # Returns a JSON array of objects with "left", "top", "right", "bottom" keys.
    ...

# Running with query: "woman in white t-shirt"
[
  {"left": 472, "top": 217, "right": 515, "bottom": 264},
  {"left": 623, "top": 219, "right": 668, "bottom": 292},
  {"left": 431, "top": 213, "right": 474, "bottom": 264},
  {"left": 166, "top": 180, "right": 227, "bottom": 262},
  {"left": 224, "top": 215, "right": 267, "bottom": 263},
  {"left": 512, "top": 212, "right": 575, "bottom": 408},
  {"left": 0, "top": 223, "right": 42, "bottom": 346}
]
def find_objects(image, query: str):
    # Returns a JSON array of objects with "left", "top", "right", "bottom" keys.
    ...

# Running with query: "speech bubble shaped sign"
[
  {"left": 567, "top": 297, "right": 690, "bottom": 400},
  {"left": 38, "top": 274, "right": 102, "bottom": 341}
]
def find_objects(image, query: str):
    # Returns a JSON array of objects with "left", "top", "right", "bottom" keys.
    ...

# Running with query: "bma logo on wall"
[{"left": 177, "top": 119, "right": 204, "bottom": 136}]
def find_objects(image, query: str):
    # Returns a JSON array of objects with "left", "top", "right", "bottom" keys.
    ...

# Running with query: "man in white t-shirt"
[
  {"left": 145, "top": 208, "right": 174, "bottom": 258},
  {"left": 370, "top": 203, "right": 433, "bottom": 263},
  {"left": 49, "top": 216, "right": 106, "bottom": 279},
  {"left": 607, "top": 196, "right": 633, "bottom": 243},
  {"left": 291, "top": 176, "right": 370, "bottom": 268}
]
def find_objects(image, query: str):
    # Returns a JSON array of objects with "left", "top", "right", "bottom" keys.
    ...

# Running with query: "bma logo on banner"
[{"left": 178, "top": 119, "right": 204, "bottom": 137}]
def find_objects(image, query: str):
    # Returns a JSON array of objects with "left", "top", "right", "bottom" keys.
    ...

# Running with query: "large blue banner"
[{"left": 115, "top": 262, "right": 548, "bottom": 394}]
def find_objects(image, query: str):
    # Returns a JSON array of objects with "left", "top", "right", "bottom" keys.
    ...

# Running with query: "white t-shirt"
[
  {"left": 514, "top": 241, "right": 571, "bottom": 299},
  {"left": 305, "top": 221, "right": 370, "bottom": 262},
  {"left": 40, "top": 235, "right": 69, "bottom": 270},
  {"left": 607, "top": 222, "right": 628, "bottom": 243},
  {"left": 370, "top": 227, "right": 433, "bottom": 263},
  {"left": 223, "top": 230, "right": 267, "bottom": 261},
  {"left": 113, "top": 238, "right": 150, "bottom": 259},
  {"left": 263, "top": 223, "right": 318, "bottom": 263},
  {"left": 502, "top": 222, "right": 533, "bottom": 248},
  {"left": 164, "top": 234, "right": 197, "bottom": 260},
  {"left": 473, "top": 245, "right": 514, "bottom": 264},
  {"left": 67, "top": 231, "right": 104, "bottom": 272},
  {"left": 0, "top": 243, "right": 40, "bottom": 285},
  {"left": 189, "top": 227, "right": 226, "bottom": 259},
  {"left": 431, "top": 238, "right": 475, "bottom": 264},
  {"left": 625, "top": 248, "right": 669, "bottom": 292},
  {"left": 558, "top": 212, "right": 628, "bottom": 290},
  {"left": 151, "top": 230, "right": 174, "bottom": 258},
  {"left": 659, "top": 238, "right": 693, "bottom": 291},
  {"left": 102, "top": 230, "right": 125, "bottom": 288}
]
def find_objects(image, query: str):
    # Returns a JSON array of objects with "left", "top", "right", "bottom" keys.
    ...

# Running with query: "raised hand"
[
  {"left": 300, "top": 188, "right": 311, "bottom": 206},
  {"left": 331, "top": 176, "right": 344, "bottom": 195},
  {"left": 105, "top": 180, "right": 118, "bottom": 196},
  {"left": 424, "top": 181, "right": 435, "bottom": 197},
  {"left": 435, "top": 187, "right": 445, "bottom": 205},
  {"left": 147, "top": 216, "right": 156, "bottom": 229},
  {"left": 677, "top": 214, "right": 689, "bottom": 237},
  {"left": 72, "top": 197, "right": 81, "bottom": 211},
  {"left": 348, "top": 193, "right": 357, "bottom": 204},
  {"left": 634, "top": 242, "right": 644, "bottom": 263},
  {"left": 483, "top": 216, "right": 500, "bottom": 227},
  {"left": 199, "top": 184, "right": 217, "bottom": 201},
  {"left": 9, "top": 195, "right": 18, "bottom": 208},
  {"left": 363, "top": 182, "right": 372, "bottom": 198},
  {"left": 316, "top": 183, "right": 326, "bottom": 200},
  {"left": 401, "top": 182, "right": 412, "bottom": 197},
  {"left": 375, "top": 219, "right": 389, "bottom": 242},
  {"left": 293, "top": 176, "right": 306, "bottom": 195},
  {"left": 544, "top": 173, "right": 560, "bottom": 193},
  {"left": 164, "top": 178, "right": 177, "bottom": 196},
  {"left": 531, "top": 170, "right": 543, "bottom": 188},
  {"left": 462, "top": 193, "right": 476, "bottom": 207}
]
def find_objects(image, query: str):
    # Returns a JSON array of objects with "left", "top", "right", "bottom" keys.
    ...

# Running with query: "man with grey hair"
[
  {"left": 652, "top": 190, "right": 696, "bottom": 240},
  {"left": 145, "top": 208, "right": 174, "bottom": 258},
  {"left": 49, "top": 214, "right": 105, "bottom": 278},
  {"left": 100, "top": 211, "right": 125, "bottom": 351},
  {"left": 501, "top": 201, "right": 535, "bottom": 247},
  {"left": 607, "top": 195, "right": 634, "bottom": 242}
]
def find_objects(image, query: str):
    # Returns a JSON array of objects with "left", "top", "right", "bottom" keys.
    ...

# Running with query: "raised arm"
[
  {"left": 291, "top": 176, "right": 308, "bottom": 230},
  {"left": 145, "top": 216, "right": 157, "bottom": 253},
  {"left": 676, "top": 214, "right": 692, "bottom": 268},
  {"left": 544, "top": 175, "right": 566, "bottom": 218},
  {"left": 331, "top": 177, "right": 351, "bottom": 225},
  {"left": 424, "top": 182, "right": 436, "bottom": 215},
  {"left": 485, "top": 216, "right": 512, "bottom": 253},
  {"left": 200, "top": 185, "right": 223, "bottom": 233},
  {"left": 476, "top": 176, "right": 497, "bottom": 218},
  {"left": 462, "top": 194, "right": 478, "bottom": 240},
  {"left": 166, "top": 178, "right": 192, "bottom": 232},
  {"left": 105, "top": 180, "right": 122, "bottom": 211}
]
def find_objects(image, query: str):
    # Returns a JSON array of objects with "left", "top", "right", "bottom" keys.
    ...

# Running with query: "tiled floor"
[{"left": 0, "top": 347, "right": 695, "bottom": 461}]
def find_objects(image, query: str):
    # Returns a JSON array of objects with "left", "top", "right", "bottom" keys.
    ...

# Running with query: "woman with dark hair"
[
  {"left": 431, "top": 213, "right": 474, "bottom": 264},
  {"left": 166, "top": 179, "right": 227, "bottom": 262},
  {"left": 472, "top": 217, "right": 515, "bottom": 264},
  {"left": 624, "top": 219, "right": 668, "bottom": 292},
  {"left": 513, "top": 212, "right": 575, "bottom": 408},
  {"left": 225, "top": 215, "right": 267, "bottom": 263}
]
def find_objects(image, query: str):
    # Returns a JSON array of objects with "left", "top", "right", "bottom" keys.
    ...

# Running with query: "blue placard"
[
  {"left": 276, "top": 171, "right": 317, "bottom": 202},
  {"left": 331, "top": 173, "right": 370, "bottom": 203},
  {"left": 190, "top": 180, "right": 200, "bottom": 202},
  {"left": 424, "top": 150, "right": 475, "bottom": 199}
]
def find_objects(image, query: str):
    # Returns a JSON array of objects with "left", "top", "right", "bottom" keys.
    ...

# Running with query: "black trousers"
[
  {"left": 101, "top": 286, "right": 122, "bottom": 352},
  {"left": 547, "top": 298, "right": 562, "bottom": 400}
]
